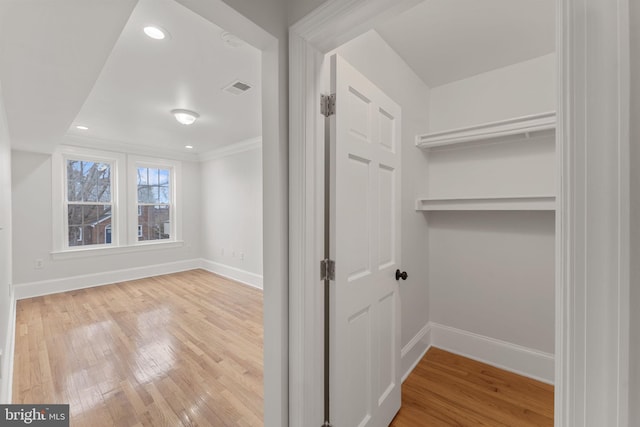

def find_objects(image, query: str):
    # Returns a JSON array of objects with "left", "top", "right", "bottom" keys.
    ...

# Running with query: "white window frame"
[
  {"left": 52, "top": 146, "right": 126, "bottom": 253},
  {"left": 127, "top": 155, "right": 181, "bottom": 246},
  {"left": 52, "top": 147, "right": 183, "bottom": 258}
]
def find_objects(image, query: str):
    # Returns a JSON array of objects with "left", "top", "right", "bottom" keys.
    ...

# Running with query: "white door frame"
[
  {"left": 175, "top": 2, "right": 288, "bottom": 426},
  {"left": 289, "top": 0, "right": 631, "bottom": 426}
]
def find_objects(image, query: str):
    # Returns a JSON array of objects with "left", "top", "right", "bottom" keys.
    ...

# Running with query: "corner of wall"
[
  {"left": 0, "top": 286, "right": 16, "bottom": 404},
  {"left": 199, "top": 258, "right": 263, "bottom": 290},
  {"left": 401, "top": 322, "right": 431, "bottom": 382},
  {"left": 430, "top": 322, "right": 554, "bottom": 384},
  {"left": 400, "top": 321, "right": 555, "bottom": 385}
]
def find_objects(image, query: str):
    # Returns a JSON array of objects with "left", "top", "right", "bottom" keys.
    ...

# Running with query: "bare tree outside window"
[
  {"left": 66, "top": 160, "right": 112, "bottom": 247},
  {"left": 137, "top": 167, "right": 171, "bottom": 241}
]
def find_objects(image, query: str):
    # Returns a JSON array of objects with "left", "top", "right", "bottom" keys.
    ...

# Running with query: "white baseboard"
[
  {"left": 399, "top": 322, "right": 555, "bottom": 385},
  {"left": 430, "top": 322, "right": 555, "bottom": 384},
  {"left": 0, "top": 286, "right": 16, "bottom": 403},
  {"left": 13, "top": 259, "right": 201, "bottom": 300},
  {"left": 199, "top": 259, "right": 263, "bottom": 290},
  {"left": 401, "top": 322, "right": 432, "bottom": 382}
]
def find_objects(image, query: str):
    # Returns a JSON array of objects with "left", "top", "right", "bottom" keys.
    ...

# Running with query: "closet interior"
[{"left": 331, "top": 0, "right": 557, "bottom": 388}]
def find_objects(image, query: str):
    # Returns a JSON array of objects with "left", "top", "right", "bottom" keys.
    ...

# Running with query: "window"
[
  {"left": 136, "top": 166, "right": 172, "bottom": 241},
  {"left": 65, "top": 159, "right": 113, "bottom": 247},
  {"left": 52, "top": 146, "right": 181, "bottom": 255}
]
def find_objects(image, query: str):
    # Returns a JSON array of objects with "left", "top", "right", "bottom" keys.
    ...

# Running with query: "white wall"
[
  {"left": 330, "top": 30, "right": 431, "bottom": 375},
  {"left": 429, "top": 53, "right": 556, "bottom": 132},
  {"left": 426, "top": 136, "right": 556, "bottom": 199},
  {"left": 11, "top": 150, "right": 201, "bottom": 287},
  {"left": 426, "top": 54, "right": 556, "bottom": 366},
  {"left": 629, "top": 0, "right": 639, "bottom": 421},
  {"left": 428, "top": 211, "right": 555, "bottom": 353},
  {"left": 0, "top": 88, "right": 13, "bottom": 402},
  {"left": 201, "top": 145, "right": 263, "bottom": 284},
  {"left": 203, "top": 2, "right": 288, "bottom": 425}
]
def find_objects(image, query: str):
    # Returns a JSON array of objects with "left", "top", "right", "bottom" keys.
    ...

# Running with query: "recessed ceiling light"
[
  {"left": 171, "top": 109, "right": 199, "bottom": 125},
  {"left": 185, "top": 145, "right": 194, "bottom": 149},
  {"left": 75, "top": 125, "right": 89, "bottom": 130},
  {"left": 143, "top": 26, "right": 167, "bottom": 40}
]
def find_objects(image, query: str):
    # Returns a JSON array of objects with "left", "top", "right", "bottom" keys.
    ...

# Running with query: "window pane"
[
  {"left": 159, "top": 169, "right": 169, "bottom": 185},
  {"left": 82, "top": 204, "right": 98, "bottom": 223},
  {"left": 158, "top": 186, "right": 169, "bottom": 204},
  {"left": 137, "top": 167, "right": 148, "bottom": 186},
  {"left": 138, "top": 187, "right": 152, "bottom": 203},
  {"left": 137, "top": 167, "right": 170, "bottom": 205},
  {"left": 66, "top": 160, "right": 111, "bottom": 202},
  {"left": 68, "top": 204, "right": 83, "bottom": 226},
  {"left": 148, "top": 168, "right": 159, "bottom": 185},
  {"left": 67, "top": 204, "right": 112, "bottom": 247},
  {"left": 138, "top": 205, "right": 170, "bottom": 241},
  {"left": 98, "top": 173, "right": 111, "bottom": 202}
]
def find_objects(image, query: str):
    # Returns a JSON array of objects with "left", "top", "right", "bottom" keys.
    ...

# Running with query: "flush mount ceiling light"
[
  {"left": 171, "top": 109, "right": 199, "bottom": 125},
  {"left": 185, "top": 145, "right": 194, "bottom": 149},
  {"left": 75, "top": 125, "right": 89, "bottom": 130},
  {"left": 143, "top": 26, "right": 168, "bottom": 40}
]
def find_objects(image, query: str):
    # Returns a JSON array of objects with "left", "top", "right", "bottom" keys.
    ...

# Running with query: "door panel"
[
  {"left": 345, "top": 155, "right": 372, "bottom": 280},
  {"left": 378, "top": 108, "right": 396, "bottom": 152},
  {"left": 330, "top": 54, "right": 402, "bottom": 427},
  {"left": 348, "top": 306, "right": 373, "bottom": 427},
  {"left": 377, "top": 291, "right": 396, "bottom": 404},
  {"left": 378, "top": 164, "right": 395, "bottom": 269}
]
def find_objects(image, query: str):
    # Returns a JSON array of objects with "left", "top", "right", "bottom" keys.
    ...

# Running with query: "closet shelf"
[
  {"left": 415, "top": 195, "right": 556, "bottom": 211},
  {"left": 416, "top": 112, "right": 556, "bottom": 149}
]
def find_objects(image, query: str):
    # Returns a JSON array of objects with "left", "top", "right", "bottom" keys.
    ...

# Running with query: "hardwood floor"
[
  {"left": 12, "top": 269, "right": 263, "bottom": 427},
  {"left": 390, "top": 347, "right": 554, "bottom": 426}
]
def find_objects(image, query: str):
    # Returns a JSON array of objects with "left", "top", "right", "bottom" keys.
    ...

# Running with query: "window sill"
[{"left": 51, "top": 240, "right": 184, "bottom": 260}]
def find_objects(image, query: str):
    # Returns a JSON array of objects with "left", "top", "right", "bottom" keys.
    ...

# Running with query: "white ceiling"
[
  {"left": 0, "top": 0, "right": 553, "bottom": 154},
  {"left": 0, "top": 0, "right": 138, "bottom": 153},
  {"left": 69, "top": 0, "right": 262, "bottom": 155},
  {"left": 0, "top": 0, "right": 261, "bottom": 155},
  {"left": 375, "top": 0, "right": 555, "bottom": 87}
]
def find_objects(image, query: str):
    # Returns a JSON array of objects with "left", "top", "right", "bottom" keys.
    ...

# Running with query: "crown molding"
[
  {"left": 62, "top": 134, "right": 200, "bottom": 162},
  {"left": 198, "top": 137, "right": 262, "bottom": 162}
]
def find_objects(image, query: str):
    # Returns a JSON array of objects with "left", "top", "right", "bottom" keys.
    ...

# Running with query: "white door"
[{"left": 329, "top": 54, "right": 402, "bottom": 427}]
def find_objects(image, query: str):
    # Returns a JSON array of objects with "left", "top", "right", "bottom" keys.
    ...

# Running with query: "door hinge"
[
  {"left": 321, "top": 94, "right": 336, "bottom": 117},
  {"left": 320, "top": 259, "right": 335, "bottom": 281}
]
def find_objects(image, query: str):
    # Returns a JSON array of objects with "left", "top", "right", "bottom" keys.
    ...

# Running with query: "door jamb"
[{"left": 175, "top": 2, "right": 288, "bottom": 426}]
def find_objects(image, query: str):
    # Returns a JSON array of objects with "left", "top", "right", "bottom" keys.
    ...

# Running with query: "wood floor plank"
[
  {"left": 391, "top": 347, "right": 554, "bottom": 427},
  {"left": 12, "top": 269, "right": 264, "bottom": 427}
]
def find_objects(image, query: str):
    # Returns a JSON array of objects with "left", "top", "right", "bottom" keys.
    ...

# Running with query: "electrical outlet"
[
  {"left": 240, "top": 252, "right": 244, "bottom": 261},
  {"left": 232, "top": 250, "right": 236, "bottom": 258},
  {"left": 35, "top": 259, "right": 44, "bottom": 269}
]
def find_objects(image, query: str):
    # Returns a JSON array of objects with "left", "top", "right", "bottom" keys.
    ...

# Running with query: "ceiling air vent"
[{"left": 223, "top": 80, "right": 252, "bottom": 95}]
